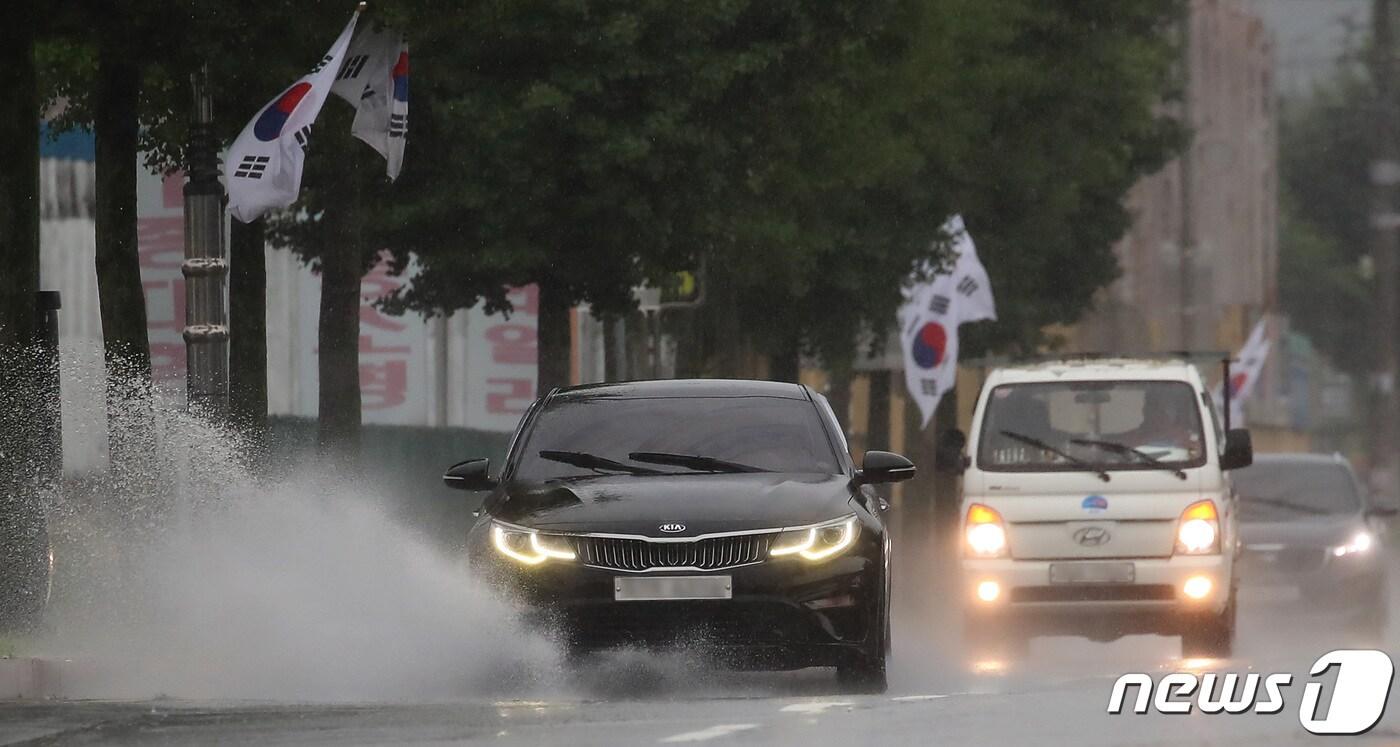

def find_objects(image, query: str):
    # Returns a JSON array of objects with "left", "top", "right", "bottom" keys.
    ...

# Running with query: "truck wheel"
[{"left": 1181, "top": 592, "right": 1236, "bottom": 659}]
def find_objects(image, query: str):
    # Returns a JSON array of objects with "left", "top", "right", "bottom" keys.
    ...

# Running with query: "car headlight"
[
  {"left": 1332, "top": 531, "right": 1374, "bottom": 558},
  {"left": 770, "top": 516, "right": 859, "bottom": 561},
  {"left": 491, "top": 523, "right": 576, "bottom": 566},
  {"left": 1175, "top": 500, "right": 1220, "bottom": 555}
]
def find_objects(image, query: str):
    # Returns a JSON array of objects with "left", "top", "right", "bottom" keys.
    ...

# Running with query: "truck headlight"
[
  {"left": 771, "top": 516, "right": 858, "bottom": 561},
  {"left": 965, "top": 504, "right": 1008, "bottom": 558},
  {"left": 491, "top": 523, "right": 576, "bottom": 566},
  {"left": 1175, "top": 500, "right": 1220, "bottom": 555}
]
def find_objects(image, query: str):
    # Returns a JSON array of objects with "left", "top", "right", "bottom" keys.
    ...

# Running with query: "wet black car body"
[
  {"left": 446, "top": 379, "right": 914, "bottom": 691},
  {"left": 1234, "top": 453, "right": 1395, "bottom": 641}
]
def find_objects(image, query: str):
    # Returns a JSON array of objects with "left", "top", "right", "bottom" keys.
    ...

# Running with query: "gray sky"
[{"left": 1244, "top": 0, "right": 1369, "bottom": 94}]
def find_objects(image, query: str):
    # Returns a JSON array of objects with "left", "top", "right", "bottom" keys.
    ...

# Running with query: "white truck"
[{"left": 943, "top": 358, "right": 1252, "bottom": 659}]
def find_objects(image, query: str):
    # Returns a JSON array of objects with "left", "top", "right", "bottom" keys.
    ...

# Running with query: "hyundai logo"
[
  {"left": 658, "top": 523, "right": 686, "bottom": 534},
  {"left": 1073, "top": 526, "right": 1111, "bottom": 547}
]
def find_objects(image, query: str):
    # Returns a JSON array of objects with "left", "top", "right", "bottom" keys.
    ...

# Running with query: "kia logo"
[
  {"left": 658, "top": 523, "right": 686, "bottom": 534},
  {"left": 1073, "top": 526, "right": 1111, "bottom": 547}
]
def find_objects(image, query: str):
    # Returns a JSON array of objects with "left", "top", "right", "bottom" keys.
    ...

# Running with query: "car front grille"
[{"left": 570, "top": 534, "right": 774, "bottom": 571}]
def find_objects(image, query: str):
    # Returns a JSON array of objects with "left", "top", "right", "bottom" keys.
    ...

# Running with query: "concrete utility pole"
[
  {"left": 1371, "top": 0, "right": 1400, "bottom": 492},
  {"left": 183, "top": 67, "right": 230, "bottom": 417}
]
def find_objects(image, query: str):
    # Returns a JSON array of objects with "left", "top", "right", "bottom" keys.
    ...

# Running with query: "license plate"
[
  {"left": 614, "top": 575, "right": 733, "bottom": 601},
  {"left": 1239, "top": 585, "right": 1302, "bottom": 604},
  {"left": 1049, "top": 562, "right": 1135, "bottom": 584}
]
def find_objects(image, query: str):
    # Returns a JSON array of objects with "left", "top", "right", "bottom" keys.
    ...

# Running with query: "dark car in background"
[
  {"left": 1233, "top": 453, "right": 1395, "bottom": 642},
  {"left": 444, "top": 379, "right": 914, "bottom": 693}
]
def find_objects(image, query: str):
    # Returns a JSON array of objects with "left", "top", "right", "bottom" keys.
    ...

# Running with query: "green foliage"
[
  {"left": 1277, "top": 69, "right": 1374, "bottom": 375},
  {"left": 34, "top": 0, "right": 1188, "bottom": 369}
]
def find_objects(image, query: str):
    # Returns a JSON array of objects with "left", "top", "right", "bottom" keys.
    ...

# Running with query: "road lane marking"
[
  {"left": 891, "top": 694, "right": 949, "bottom": 702},
  {"left": 660, "top": 724, "right": 760, "bottom": 742},
  {"left": 779, "top": 701, "right": 853, "bottom": 714}
]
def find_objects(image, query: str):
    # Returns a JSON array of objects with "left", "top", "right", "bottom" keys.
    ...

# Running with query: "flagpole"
[{"left": 183, "top": 64, "right": 230, "bottom": 418}]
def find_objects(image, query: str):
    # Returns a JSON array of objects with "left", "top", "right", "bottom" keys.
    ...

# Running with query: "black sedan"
[
  {"left": 1233, "top": 453, "right": 1395, "bottom": 642},
  {"left": 444, "top": 379, "right": 914, "bottom": 692}
]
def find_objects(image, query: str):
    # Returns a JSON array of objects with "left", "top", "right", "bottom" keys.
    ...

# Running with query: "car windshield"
[
  {"left": 1234, "top": 461, "right": 1361, "bottom": 521},
  {"left": 512, "top": 395, "right": 840, "bottom": 481},
  {"left": 977, "top": 380, "right": 1207, "bottom": 473}
]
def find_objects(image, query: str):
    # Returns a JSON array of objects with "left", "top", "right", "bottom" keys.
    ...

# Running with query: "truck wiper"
[
  {"left": 1070, "top": 438, "right": 1187, "bottom": 480},
  {"left": 538, "top": 450, "right": 665, "bottom": 476},
  {"left": 627, "top": 451, "right": 767, "bottom": 474},
  {"left": 999, "top": 430, "right": 1110, "bottom": 482}
]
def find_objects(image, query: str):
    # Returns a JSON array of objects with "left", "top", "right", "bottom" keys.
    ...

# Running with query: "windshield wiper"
[
  {"left": 538, "top": 450, "right": 665, "bottom": 476},
  {"left": 627, "top": 451, "right": 767, "bottom": 474},
  {"left": 999, "top": 430, "right": 1109, "bottom": 482},
  {"left": 1070, "top": 438, "right": 1187, "bottom": 480},
  {"left": 1242, "top": 496, "right": 1329, "bottom": 515}
]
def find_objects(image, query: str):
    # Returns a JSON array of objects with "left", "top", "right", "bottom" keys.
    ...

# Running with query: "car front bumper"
[{"left": 962, "top": 554, "right": 1231, "bottom": 637}]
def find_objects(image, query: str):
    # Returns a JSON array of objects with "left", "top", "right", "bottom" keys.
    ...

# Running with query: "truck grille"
[{"left": 571, "top": 534, "right": 773, "bottom": 571}]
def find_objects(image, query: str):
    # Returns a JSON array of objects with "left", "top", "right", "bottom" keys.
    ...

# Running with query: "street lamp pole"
[{"left": 183, "top": 66, "right": 230, "bottom": 417}]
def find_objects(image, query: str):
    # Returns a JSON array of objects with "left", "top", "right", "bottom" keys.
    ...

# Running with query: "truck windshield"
[{"left": 977, "top": 380, "right": 1207, "bottom": 473}]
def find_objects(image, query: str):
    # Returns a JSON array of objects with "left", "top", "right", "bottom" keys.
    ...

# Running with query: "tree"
[
  {"left": 1276, "top": 70, "right": 1374, "bottom": 377},
  {"left": 0, "top": 5, "right": 49, "bottom": 631},
  {"left": 376, "top": 0, "right": 935, "bottom": 391},
  {"left": 40, "top": 1, "right": 348, "bottom": 454},
  {"left": 681, "top": 0, "right": 1185, "bottom": 377}
]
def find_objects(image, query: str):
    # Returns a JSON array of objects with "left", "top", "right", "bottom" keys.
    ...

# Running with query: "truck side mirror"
[
  {"left": 443, "top": 458, "right": 497, "bottom": 491},
  {"left": 1221, "top": 429, "right": 1253, "bottom": 471},
  {"left": 935, "top": 429, "right": 968, "bottom": 475}
]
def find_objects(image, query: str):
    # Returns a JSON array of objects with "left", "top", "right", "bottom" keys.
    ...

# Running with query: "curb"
[{"left": 0, "top": 658, "right": 85, "bottom": 699}]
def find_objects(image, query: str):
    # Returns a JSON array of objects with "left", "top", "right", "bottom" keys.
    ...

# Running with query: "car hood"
[
  {"left": 494, "top": 472, "right": 857, "bottom": 537},
  {"left": 1240, "top": 515, "right": 1365, "bottom": 547}
]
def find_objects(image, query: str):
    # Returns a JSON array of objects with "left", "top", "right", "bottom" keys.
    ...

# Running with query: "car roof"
[
  {"left": 1248, "top": 452, "right": 1353, "bottom": 468},
  {"left": 986, "top": 358, "right": 1203, "bottom": 386},
  {"left": 549, "top": 378, "right": 810, "bottom": 401}
]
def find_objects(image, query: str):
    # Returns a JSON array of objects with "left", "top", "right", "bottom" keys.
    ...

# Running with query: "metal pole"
[
  {"left": 183, "top": 66, "right": 230, "bottom": 417},
  {"left": 1371, "top": 0, "right": 1400, "bottom": 489}
]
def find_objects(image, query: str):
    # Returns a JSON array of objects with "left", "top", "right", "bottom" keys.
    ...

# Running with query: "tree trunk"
[
  {"left": 536, "top": 278, "right": 571, "bottom": 394},
  {"left": 767, "top": 331, "right": 801, "bottom": 383},
  {"left": 0, "top": 17, "right": 39, "bottom": 356},
  {"left": 316, "top": 236, "right": 363, "bottom": 464},
  {"left": 94, "top": 41, "right": 152, "bottom": 475},
  {"left": 230, "top": 218, "right": 268, "bottom": 444},
  {"left": 0, "top": 12, "right": 50, "bottom": 631}
]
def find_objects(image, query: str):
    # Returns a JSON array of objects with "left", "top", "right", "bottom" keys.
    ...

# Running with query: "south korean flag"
[
  {"left": 331, "top": 24, "right": 409, "bottom": 180},
  {"left": 1214, "top": 316, "right": 1273, "bottom": 427},
  {"left": 899, "top": 215, "right": 998, "bottom": 428},
  {"left": 225, "top": 10, "right": 360, "bottom": 222}
]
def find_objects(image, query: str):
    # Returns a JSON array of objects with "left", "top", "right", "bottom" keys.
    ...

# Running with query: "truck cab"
[{"left": 951, "top": 359, "right": 1253, "bottom": 659}]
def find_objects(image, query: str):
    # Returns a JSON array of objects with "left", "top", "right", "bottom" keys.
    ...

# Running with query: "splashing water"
[{"left": 33, "top": 362, "right": 559, "bottom": 702}]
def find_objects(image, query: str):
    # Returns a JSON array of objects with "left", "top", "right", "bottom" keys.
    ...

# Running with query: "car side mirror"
[
  {"left": 858, "top": 450, "right": 917, "bottom": 485},
  {"left": 1221, "top": 429, "right": 1253, "bottom": 471},
  {"left": 935, "top": 429, "right": 968, "bottom": 475},
  {"left": 443, "top": 458, "right": 497, "bottom": 491}
]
